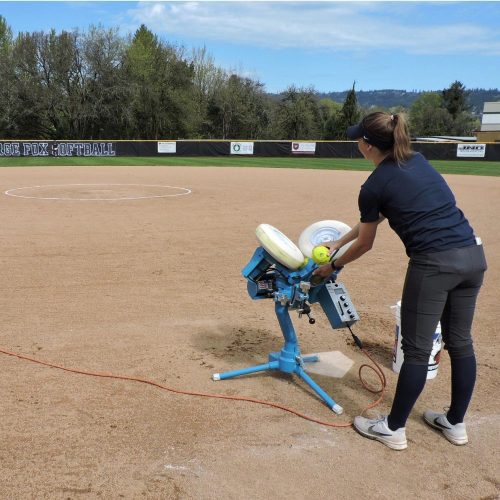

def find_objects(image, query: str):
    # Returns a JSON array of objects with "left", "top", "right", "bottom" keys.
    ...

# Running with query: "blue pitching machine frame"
[{"left": 213, "top": 246, "right": 359, "bottom": 414}]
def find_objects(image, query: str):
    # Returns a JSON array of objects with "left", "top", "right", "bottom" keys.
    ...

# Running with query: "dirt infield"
[{"left": 0, "top": 166, "right": 498, "bottom": 499}]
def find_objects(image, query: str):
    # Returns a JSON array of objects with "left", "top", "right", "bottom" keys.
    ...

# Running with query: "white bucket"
[{"left": 391, "top": 301, "right": 442, "bottom": 379}]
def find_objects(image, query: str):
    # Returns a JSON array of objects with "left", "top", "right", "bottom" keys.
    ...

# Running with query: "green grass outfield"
[{"left": 0, "top": 156, "right": 499, "bottom": 176}]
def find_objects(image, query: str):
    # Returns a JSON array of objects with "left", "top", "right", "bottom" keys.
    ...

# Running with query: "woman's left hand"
[{"left": 312, "top": 262, "right": 333, "bottom": 279}]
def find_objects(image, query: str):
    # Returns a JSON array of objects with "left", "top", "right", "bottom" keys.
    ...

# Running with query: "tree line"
[{"left": 0, "top": 17, "right": 479, "bottom": 141}]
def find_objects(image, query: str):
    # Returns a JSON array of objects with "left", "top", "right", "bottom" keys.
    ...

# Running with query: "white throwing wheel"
[
  {"left": 298, "top": 220, "right": 354, "bottom": 262},
  {"left": 255, "top": 224, "right": 305, "bottom": 270}
]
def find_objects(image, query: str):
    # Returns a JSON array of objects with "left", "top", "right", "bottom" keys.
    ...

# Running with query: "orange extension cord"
[{"left": 0, "top": 343, "right": 386, "bottom": 429}]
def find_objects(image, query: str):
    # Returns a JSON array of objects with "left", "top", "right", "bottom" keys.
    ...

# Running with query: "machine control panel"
[{"left": 316, "top": 281, "right": 359, "bottom": 328}]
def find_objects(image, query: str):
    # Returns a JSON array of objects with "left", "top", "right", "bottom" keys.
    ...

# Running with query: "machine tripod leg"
[
  {"left": 213, "top": 360, "right": 279, "bottom": 381},
  {"left": 295, "top": 366, "right": 344, "bottom": 414}
]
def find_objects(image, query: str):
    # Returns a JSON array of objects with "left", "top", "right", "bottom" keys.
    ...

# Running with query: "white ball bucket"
[{"left": 391, "top": 301, "right": 442, "bottom": 379}]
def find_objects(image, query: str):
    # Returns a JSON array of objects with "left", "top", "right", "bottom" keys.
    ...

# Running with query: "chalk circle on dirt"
[{"left": 4, "top": 184, "right": 192, "bottom": 201}]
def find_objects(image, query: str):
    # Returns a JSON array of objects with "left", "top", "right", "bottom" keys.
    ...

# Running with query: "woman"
[{"left": 313, "top": 112, "right": 487, "bottom": 451}]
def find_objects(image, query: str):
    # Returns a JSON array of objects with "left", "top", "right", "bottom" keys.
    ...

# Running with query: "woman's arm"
[
  {"left": 313, "top": 217, "right": 385, "bottom": 278},
  {"left": 334, "top": 220, "right": 381, "bottom": 267},
  {"left": 324, "top": 223, "right": 361, "bottom": 253}
]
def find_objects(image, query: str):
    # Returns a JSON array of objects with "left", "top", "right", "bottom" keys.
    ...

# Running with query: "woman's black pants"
[{"left": 401, "top": 243, "right": 487, "bottom": 363}]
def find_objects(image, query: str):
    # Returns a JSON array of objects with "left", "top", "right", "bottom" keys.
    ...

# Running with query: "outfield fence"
[{"left": 0, "top": 140, "right": 498, "bottom": 161}]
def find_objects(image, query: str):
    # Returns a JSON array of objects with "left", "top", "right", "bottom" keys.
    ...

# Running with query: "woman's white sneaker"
[
  {"left": 423, "top": 410, "right": 468, "bottom": 445},
  {"left": 353, "top": 415, "right": 407, "bottom": 450}
]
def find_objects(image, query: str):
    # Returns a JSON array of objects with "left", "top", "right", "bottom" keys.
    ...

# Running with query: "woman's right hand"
[{"left": 320, "top": 240, "right": 343, "bottom": 257}]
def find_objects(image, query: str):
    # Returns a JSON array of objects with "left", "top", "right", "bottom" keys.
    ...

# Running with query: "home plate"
[{"left": 303, "top": 351, "right": 354, "bottom": 378}]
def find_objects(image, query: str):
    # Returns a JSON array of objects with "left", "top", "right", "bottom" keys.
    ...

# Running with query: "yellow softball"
[{"left": 312, "top": 245, "right": 330, "bottom": 265}]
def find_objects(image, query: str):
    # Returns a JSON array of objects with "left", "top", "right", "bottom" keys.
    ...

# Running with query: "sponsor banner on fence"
[
  {"left": 230, "top": 142, "right": 254, "bottom": 155},
  {"left": 292, "top": 142, "right": 316, "bottom": 154},
  {"left": 457, "top": 144, "right": 486, "bottom": 158},
  {"left": 158, "top": 141, "right": 176, "bottom": 154}
]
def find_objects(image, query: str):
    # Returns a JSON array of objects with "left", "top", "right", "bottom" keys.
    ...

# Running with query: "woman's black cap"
[
  {"left": 346, "top": 121, "right": 394, "bottom": 150},
  {"left": 346, "top": 123, "right": 365, "bottom": 141}
]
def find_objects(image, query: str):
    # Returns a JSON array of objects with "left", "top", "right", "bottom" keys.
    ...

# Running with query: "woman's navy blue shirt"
[{"left": 358, "top": 152, "right": 475, "bottom": 256}]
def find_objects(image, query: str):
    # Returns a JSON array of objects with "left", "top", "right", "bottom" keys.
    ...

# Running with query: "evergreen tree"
[
  {"left": 342, "top": 81, "right": 360, "bottom": 129},
  {"left": 441, "top": 81, "right": 477, "bottom": 136},
  {"left": 442, "top": 81, "right": 470, "bottom": 120},
  {"left": 123, "top": 24, "right": 194, "bottom": 139},
  {"left": 326, "top": 82, "right": 360, "bottom": 139}
]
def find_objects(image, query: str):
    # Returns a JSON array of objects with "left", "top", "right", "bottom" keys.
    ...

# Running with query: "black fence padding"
[
  {"left": 253, "top": 141, "right": 293, "bottom": 156},
  {"left": 316, "top": 142, "right": 362, "bottom": 158},
  {"left": 116, "top": 141, "right": 155, "bottom": 156},
  {"left": 175, "top": 141, "right": 228, "bottom": 156}
]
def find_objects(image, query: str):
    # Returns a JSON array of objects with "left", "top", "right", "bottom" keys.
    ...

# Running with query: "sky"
[{"left": 1, "top": 1, "right": 499, "bottom": 93}]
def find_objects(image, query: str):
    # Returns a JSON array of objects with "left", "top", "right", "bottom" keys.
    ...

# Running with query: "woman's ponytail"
[{"left": 391, "top": 114, "right": 412, "bottom": 165}]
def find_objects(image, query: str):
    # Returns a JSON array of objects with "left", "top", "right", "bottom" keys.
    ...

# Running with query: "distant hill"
[{"left": 315, "top": 88, "right": 500, "bottom": 116}]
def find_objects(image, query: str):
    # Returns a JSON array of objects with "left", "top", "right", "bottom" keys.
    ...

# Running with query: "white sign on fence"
[
  {"left": 158, "top": 141, "right": 177, "bottom": 154},
  {"left": 457, "top": 144, "right": 486, "bottom": 158},
  {"left": 230, "top": 142, "right": 254, "bottom": 155},
  {"left": 292, "top": 142, "right": 316, "bottom": 154}
]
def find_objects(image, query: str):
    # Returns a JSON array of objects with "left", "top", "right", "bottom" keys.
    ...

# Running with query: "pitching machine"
[{"left": 212, "top": 221, "right": 359, "bottom": 414}]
